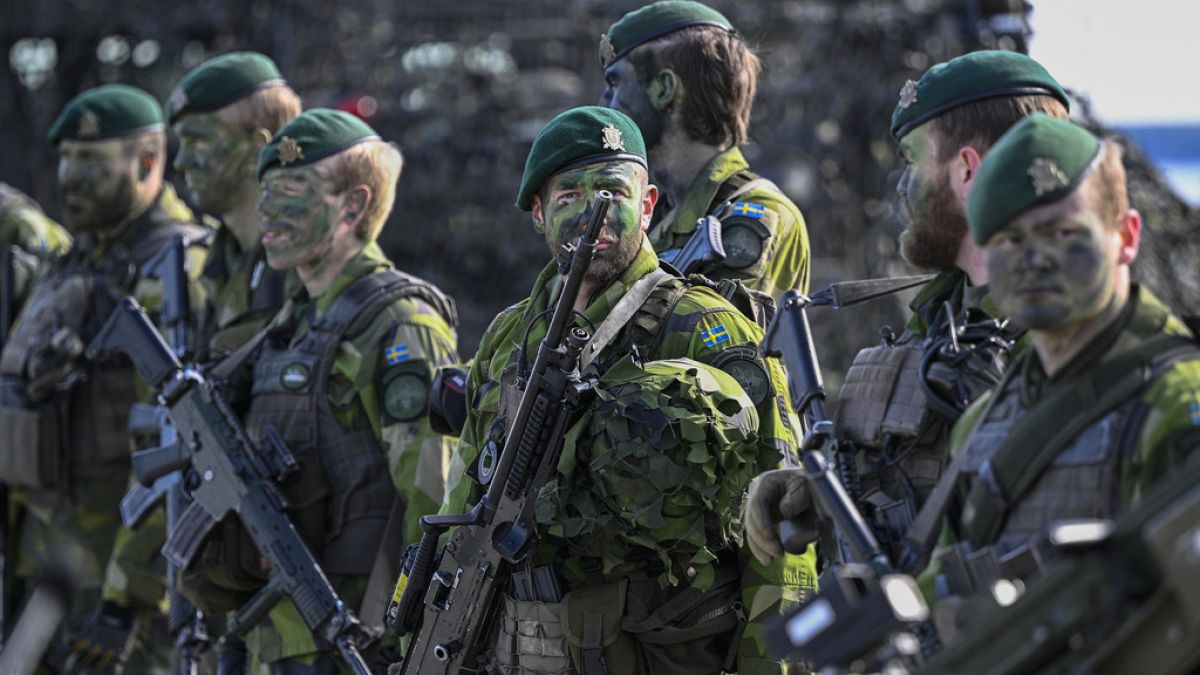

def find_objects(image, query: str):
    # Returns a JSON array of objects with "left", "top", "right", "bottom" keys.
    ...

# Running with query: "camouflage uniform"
[
  {"left": 650, "top": 147, "right": 810, "bottom": 300},
  {"left": 928, "top": 286, "right": 1200, "bottom": 603},
  {"left": 182, "top": 242, "right": 458, "bottom": 669},
  {"left": 443, "top": 241, "right": 817, "bottom": 674},
  {"left": 0, "top": 181, "right": 72, "bottom": 258},
  {"left": 0, "top": 183, "right": 206, "bottom": 666}
]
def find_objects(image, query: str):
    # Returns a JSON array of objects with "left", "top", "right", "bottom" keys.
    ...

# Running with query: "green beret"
[
  {"left": 600, "top": 0, "right": 734, "bottom": 69},
  {"left": 167, "top": 51, "right": 286, "bottom": 124},
  {"left": 890, "top": 50, "right": 1069, "bottom": 140},
  {"left": 48, "top": 84, "right": 164, "bottom": 145},
  {"left": 967, "top": 113, "right": 1102, "bottom": 245},
  {"left": 257, "top": 108, "right": 380, "bottom": 180},
  {"left": 516, "top": 106, "right": 647, "bottom": 211}
]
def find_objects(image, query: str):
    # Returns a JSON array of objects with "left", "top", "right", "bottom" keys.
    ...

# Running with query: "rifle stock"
[
  {"left": 88, "top": 298, "right": 371, "bottom": 675},
  {"left": 389, "top": 191, "right": 613, "bottom": 673}
]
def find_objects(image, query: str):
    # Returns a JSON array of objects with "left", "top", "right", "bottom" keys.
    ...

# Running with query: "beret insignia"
[
  {"left": 599, "top": 33, "right": 616, "bottom": 67},
  {"left": 166, "top": 88, "right": 189, "bottom": 117},
  {"left": 898, "top": 79, "right": 918, "bottom": 110},
  {"left": 278, "top": 136, "right": 304, "bottom": 165},
  {"left": 78, "top": 111, "right": 102, "bottom": 139},
  {"left": 601, "top": 123, "right": 625, "bottom": 152},
  {"left": 1028, "top": 157, "right": 1069, "bottom": 196}
]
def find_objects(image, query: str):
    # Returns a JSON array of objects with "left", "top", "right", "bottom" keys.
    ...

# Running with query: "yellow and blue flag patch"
[
  {"left": 385, "top": 344, "right": 410, "bottom": 365},
  {"left": 731, "top": 201, "right": 766, "bottom": 219},
  {"left": 700, "top": 325, "right": 730, "bottom": 349},
  {"left": 1190, "top": 401, "right": 1200, "bottom": 426}
]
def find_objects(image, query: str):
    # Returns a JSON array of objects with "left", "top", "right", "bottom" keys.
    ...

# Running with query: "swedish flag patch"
[
  {"left": 700, "top": 325, "right": 731, "bottom": 349},
  {"left": 731, "top": 202, "right": 767, "bottom": 219},
  {"left": 385, "top": 344, "right": 410, "bottom": 365},
  {"left": 1190, "top": 401, "right": 1200, "bottom": 426}
]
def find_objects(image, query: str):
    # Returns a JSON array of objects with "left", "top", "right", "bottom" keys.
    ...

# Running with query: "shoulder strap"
[
  {"left": 709, "top": 173, "right": 784, "bottom": 218},
  {"left": 580, "top": 268, "right": 672, "bottom": 370},
  {"left": 311, "top": 269, "right": 458, "bottom": 344},
  {"left": 963, "top": 333, "right": 1200, "bottom": 549},
  {"left": 627, "top": 267, "right": 692, "bottom": 361}
]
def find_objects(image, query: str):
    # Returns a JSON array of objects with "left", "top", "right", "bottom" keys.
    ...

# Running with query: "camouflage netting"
[
  {"left": 2, "top": 0, "right": 1196, "bottom": 382},
  {"left": 535, "top": 356, "right": 759, "bottom": 590}
]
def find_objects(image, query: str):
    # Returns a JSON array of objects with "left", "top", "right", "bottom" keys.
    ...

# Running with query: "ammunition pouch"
[
  {"left": 934, "top": 540, "right": 1051, "bottom": 600},
  {"left": 0, "top": 393, "right": 65, "bottom": 490},
  {"left": 492, "top": 595, "right": 574, "bottom": 674}
]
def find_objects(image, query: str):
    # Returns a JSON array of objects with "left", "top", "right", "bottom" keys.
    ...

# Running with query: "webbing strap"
[{"left": 580, "top": 269, "right": 671, "bottom": 370}]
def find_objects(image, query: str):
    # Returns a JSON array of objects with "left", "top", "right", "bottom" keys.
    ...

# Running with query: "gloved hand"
[
  {"left": 745, "top": 468, "right": 818, "bottom": 565},
  {"left": 63, "top": 601, "right": 137, "bottom": 675}
]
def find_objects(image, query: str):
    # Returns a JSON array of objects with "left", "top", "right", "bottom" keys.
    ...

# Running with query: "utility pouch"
[
  {"left": 836, "top": 343, "right": 930, "bottom": 447},
  {"left": 564, "top": 578, "right": 628, "bottom": 675},
  {"left": 491, "top": 594, "right": 573, "bottom": 674},
  {"left": 0, "top": 400, "right": 63, "bottom": 489}
]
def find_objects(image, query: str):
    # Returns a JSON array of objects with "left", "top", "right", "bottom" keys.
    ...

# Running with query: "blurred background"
[{"left": 3, "top": 0, "right": 1196, "bottom": 383}]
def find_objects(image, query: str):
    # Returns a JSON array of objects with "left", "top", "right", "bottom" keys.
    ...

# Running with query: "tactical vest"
[
  {"left": 241, "top": 269, "right": 457, "bottom": 577},
  {"left": 198, "top": 228, "right": 288, "bottom": 360},
  {"left": 833, "top": 287, "right": 1020, "bottom": 560},
  {"left": 0, "top": 216, "right": 206, "bottom": 488}
]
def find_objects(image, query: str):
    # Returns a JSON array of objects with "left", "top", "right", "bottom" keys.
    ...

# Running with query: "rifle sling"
[
  {"left": 580, "top": 269, "right": 671, "bottom": 371},
  {"left": 358, "top": 496, "right": 407, "bottom": 630}
]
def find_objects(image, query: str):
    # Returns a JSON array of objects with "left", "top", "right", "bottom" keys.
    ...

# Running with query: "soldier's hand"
[
  {"left": 63, "top": 601, "right": 137, "bottom": 675},
  {"left": 746, "top": 468, "right": 816, "bottom": 565}
]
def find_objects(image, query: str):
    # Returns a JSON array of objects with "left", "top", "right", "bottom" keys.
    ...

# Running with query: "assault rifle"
[
  {"left": 87, "top": 298, "right": 372, "bottom": 675},
  {"left": 760, "top": 280, "right": 934, "bottom": 671},
  {"left": 658, "top": 214, "right": 725, "bottom": 274},
  {"left": 386, "top": 191, "right": 613, "bottom": 673}
]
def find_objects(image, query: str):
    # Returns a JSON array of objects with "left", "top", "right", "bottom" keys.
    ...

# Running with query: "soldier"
[
  {"left": 437, "top": 106, "right": 814, "bottom": 675},
  {"left": 921, "top": 113, "right": 1200, "bottom": 637},
  {"left": 1, "top": 182, "right": 70, "bottom": 345},
  {"left": 745, "top": 51, "right": 1072, "bottom": 568},
  {"left": 0, "top": 84, "right": 208, "bottom": 671},
  {"left": 180, "top": 108, "right": 459, "bottom": 673},
  {"left": 167, "top": 51, "right": 300, "bottom": 358},
  {"left": 597, "top": 0, "right": 810, "bottom": 299}
]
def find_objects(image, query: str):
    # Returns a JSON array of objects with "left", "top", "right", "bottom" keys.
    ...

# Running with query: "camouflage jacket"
[
  {"left": 0, "top": 181, "right": 72, "bottom": 258},
  {"left": 247, "top": 242, "right": 460, "bottom": 663},
  {"left": 442, "top": 240, "right": 817, "bottom": 673},
  {"left": 648, "top": 147, "right": 810, "bottom": 299}
]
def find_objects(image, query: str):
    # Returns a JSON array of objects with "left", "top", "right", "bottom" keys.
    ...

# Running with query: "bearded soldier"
[
  {"left": 0, "top": 84, "right": 208, "bottom": 672},
  {"left": 437, "top": 106, "right": 814, "bottom": 675},
  {"left": 598, "top": 0, "right": 810, "bottom": 300},
  {"left": 745, "top": 51, "right": 1072, "bottom": 569},
  {"left": 918, "top": 113, "right": 1200, "bottom": 637},
  {"left": 179, "top": 109, "right": 459, "bottom": 674}
]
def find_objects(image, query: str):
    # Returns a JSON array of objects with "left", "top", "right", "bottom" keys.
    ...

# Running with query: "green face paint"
[
  {"left": 540, "top": 160, "right": 646, "bottom": 285},
  {"left": 173, "top": 112, "right": 258, "bottom": 214},
  {"left": 895, "top": 125, "right": 967, "bottom": 272},
  {"left": 985, "top": 191, "right": 1118, "bottom": 332},
  {"left": 56, "top": 139, "right": 137, "bottom": 233},
  {"left": 256, "top": 165, "right": 338, "bottom": 271}
]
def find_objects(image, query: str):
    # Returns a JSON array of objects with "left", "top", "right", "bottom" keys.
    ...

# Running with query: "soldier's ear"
[
  {"left": 647, "top": 69, "right": 679, "bottom": 112},
  {"left": 342, "top": 185, "right": 370, "bottom": 230},
  {"left": 251, "top": 128, "right": 273, "bottom": 150},
  {"left": 530, "top": 194, "right": 546, "bottom": 234}
]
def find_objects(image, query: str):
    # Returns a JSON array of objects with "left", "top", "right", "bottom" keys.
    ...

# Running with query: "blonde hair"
[
  {"left": 216, "top": 84, "right": 302, "bottom": 135},
  {"left": 315, "top": 140, "right": 403, "bottom": 241},
  {"left": 1081, "top": 139, "right": 1128, "bottom": 228}
]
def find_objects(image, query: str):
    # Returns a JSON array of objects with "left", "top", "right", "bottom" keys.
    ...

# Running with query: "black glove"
[{"left": 63, "top": 601, "right": 137, "bottom": 675}]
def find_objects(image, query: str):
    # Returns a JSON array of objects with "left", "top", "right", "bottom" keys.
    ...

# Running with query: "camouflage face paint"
[
  {"left": 896, "top": 125, "right": 967, "bottom": 272},
  {"left": 540, "top": 160, "right": 646, "bottom": 285},
  {"left": 985, "top": 190, "right": 1118, "bottom": 332},
  {"left": 56, "top": 138, "right": 137, "bottom": 232},
  {"left": 600, "top": 59, "right": 664, "bottom": 151},
  {"left": 256, "top": 165, "right": 338, "bottom": 271},
  {"left": 172, "top": 112, "right": 259, "bottom": 214}
]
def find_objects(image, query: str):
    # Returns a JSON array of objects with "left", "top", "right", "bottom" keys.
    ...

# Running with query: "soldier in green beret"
[
  {"left": 0, "top": 83, "right": 209, "bottom": 672},
  {"left": 436, "top": 106, "right": 813, "bottom": 675},
  {"left": 922, "top": 113, "right": 1200, "bottom": 639},
  {"left": 597, "top": 0, "right": 810, "bottom": 301},
  {"left": 746, "top": 51, "right": 1073, "bottom": 571},
  {"left": 177, "top": 108, "right": 459, "bottom": 673}
]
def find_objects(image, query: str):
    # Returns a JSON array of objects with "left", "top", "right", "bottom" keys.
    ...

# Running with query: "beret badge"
[
  {"left": 599, "top": 33, "right": 616, "bottom": 68},
  {"left": 278, "top": 136, "right": 305, "bottom": 165},
  {"left": 78, "top": 111, "right": 102, "bottom": 139},
  {"left": 1028, "top": 157, "right": 1069, "bottom": 197},
  {"left": 897, "top": 79, "right": 918, "bottom": 110},
  {"left": 601, "top": 123, "right": 626, "bottom": 152}
]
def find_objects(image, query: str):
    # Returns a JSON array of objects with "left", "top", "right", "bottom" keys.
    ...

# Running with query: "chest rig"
[
  {"left": 0, "top": 219, "right": 204, "bottom": 488},
  {"left": 243, "top": 269, "right": 456, "bottom": 576},
  {"left": 834, "top": 292, "right": 1021, "bottom": 562}
]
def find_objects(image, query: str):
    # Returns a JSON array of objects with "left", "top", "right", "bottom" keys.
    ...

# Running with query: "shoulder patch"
[
  {"left": 385, "top": 343, "right": 410, "bottom": 365},
  {"left": 380, "top": 365, "right": 429, "bottom": 423},
  {"left": 700, "top": 323, "right": 731, "bottom": 349},
  {"left": 718, "top": 215, "right": 770, "bottom": 270},
  {"left": 708, "top": 345, "right": 772, "bottom": 405},
  {"left": 730, "top": 201, "right": 767, "bottom": 219},
  {"left": 1190, "top": 401, "right": 1200, "bottom": 426}
]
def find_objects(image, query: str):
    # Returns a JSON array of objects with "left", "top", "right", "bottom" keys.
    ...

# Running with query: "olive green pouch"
[
  {"left": 564, "top": 578, "right": 634, "bottom": 674},
  {"left": 0, "top": 402, "right": 63, "bottom": 489}
]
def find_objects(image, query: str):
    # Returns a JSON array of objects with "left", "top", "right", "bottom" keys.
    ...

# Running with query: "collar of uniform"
[
  {"left": 312, "top": 240, "right": 393, "bottom": 317},
  {"left": 96, "top": 183, "right": 191, "bottom": 257},
  {"left": 655, "top": 146, "right": 749, "bottom": 239},
  {"left": 904, "top": 268, "right": 965, "bottom": 336}
]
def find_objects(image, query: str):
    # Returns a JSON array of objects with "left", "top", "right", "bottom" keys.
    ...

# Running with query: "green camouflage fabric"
[
  {"left": 903, "top": 269, "right": 1006, "bottom": 338},
  {"left": 245, "top": 242, "right": 459, "bottom": 664},
  {"left": 0, "top": 182, "right": 72, "bottom": 258},
  {"left": 442, "top": 240, "right": 817, "bottom": 674},
  {"left": 925, "top": 286, "right": 1200, "bottom": 596},
  {"left": 10, "top": 184, "right": 205, "bottom": 672},
  {"left": 648, "top": 147, "right": 810, "bottom": 299},
  {"left": 196, "top": 224, "right": 295, "bottom": 358}
]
